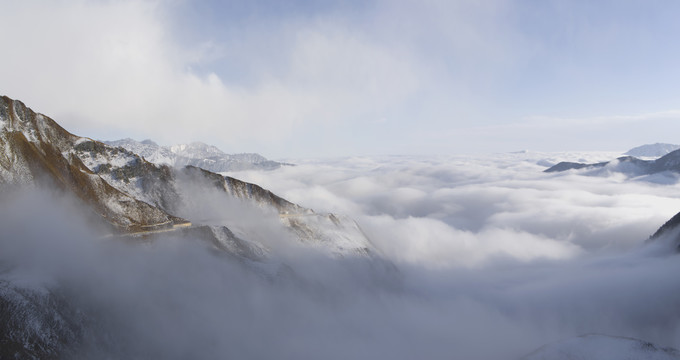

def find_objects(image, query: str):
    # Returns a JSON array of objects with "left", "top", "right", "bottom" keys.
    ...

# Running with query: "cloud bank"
[
  {"left": 229, "top": 152, "right": 680, "bottom": 267},
  {"left": 3, "top": 152, "right": 680, "bottom": 359}
]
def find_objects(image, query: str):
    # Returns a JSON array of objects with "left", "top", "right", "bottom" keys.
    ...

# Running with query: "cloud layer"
[
  {"left": 228, "top": 152, "right": 680, "bottom": 267},
  {"left": 3, "top": 153, "right": 680, "bottom": 359}
]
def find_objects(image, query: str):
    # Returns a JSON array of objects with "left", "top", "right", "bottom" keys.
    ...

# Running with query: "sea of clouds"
[
  {"left": 3, "top": 151, "right": 680, "bottom": 360},
  {"left": 229, "top": 151, "right": 680, "bottom": 267}
]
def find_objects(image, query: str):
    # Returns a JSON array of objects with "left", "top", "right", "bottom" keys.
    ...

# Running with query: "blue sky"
[{"left": 1, "top": 0, "right": 679, "bottom": 157}]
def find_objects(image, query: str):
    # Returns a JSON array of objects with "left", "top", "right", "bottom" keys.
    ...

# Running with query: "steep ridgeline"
[
  {"left": 647, "top": 210, "right": 680, "bottom": 253},
  {"left": 544, "top": 150, "right": 680, "bottom": 176},
  {"left": 0, "top": 95, "right": 389, "bottom": 358},
  {"left": 0, "top": 96, "right": 182, "bottom": 233},
  {"left": 181, "top": 166, "right": 374, "bottom": 256},
  {"left": 0, "top": 95, "right": 377, "bottom": 258},
  {"left": 104, "top": 138, "right": 284, "bottom": 172}
]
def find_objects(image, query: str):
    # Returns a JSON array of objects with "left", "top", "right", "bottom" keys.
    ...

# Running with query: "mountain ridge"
[
  {"left": 544, "top": 149, "right": 680, "bottom": 177},
  {"left": 0, "top": 94, "right": 380, "bottom": 257},
  {"left": 625, "top": 143, "right": 680, "bottom": 158},
  {"left": 104, "top": 138, "right": 286, "bottom": 173},
  {"left": 0, "top": 94, "right": 393, "bottom": 358}
]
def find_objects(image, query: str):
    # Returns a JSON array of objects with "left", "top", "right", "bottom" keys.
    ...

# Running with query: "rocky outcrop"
[
  {"left": 0, "top": 96, "right": 182, "bottom": 232},
  {"left": 0, "top": 94, "right": 389, "bottom": 359},
  {"left": 0, "top": 279, "right": 84, "bottom": 360},
  {"left": 0, "top": 95, "right": 379, "bottom": 257}
]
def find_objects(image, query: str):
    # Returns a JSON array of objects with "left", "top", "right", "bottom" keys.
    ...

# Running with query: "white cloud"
[
  {"left": 5, "top": 170, "right": 680, "bottom": 359},
  {"left": 226, "top": 152, "right": 680, "bottom": 267},
  {"left": 0, "top": 0, "right": 429, "bottom": 153}
]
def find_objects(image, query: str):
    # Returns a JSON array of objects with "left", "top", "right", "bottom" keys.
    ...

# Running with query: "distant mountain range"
[
  {"left": 103, "top": 138, "right": 286, "bottom": 172},
  {"left": 544, "top": 148, "right": 680, "bottom": 177}
]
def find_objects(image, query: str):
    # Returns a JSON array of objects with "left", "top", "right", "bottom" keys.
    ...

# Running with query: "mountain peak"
[
  {"left": 171, "top": 141, "right": 225, "bottom": 158},
  {"left": 0, "top": 94, "right": 377, "bottom": 258},
  {"left": 625, "top": 143, "right": 680, "bottom": 158},
  {"left": 105, "top": 138, "right": 282, "bottom": 172}
]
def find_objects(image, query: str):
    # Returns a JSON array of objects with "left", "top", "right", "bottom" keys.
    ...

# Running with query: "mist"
[{"left": 3, "top": 152, "right": 680, "bottom": 359}]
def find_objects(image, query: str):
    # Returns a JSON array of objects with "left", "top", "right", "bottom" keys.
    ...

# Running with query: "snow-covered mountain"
[
  {"left": 0, "top": 95, "right": 392, "bottom": 358},
  {"left": 626, "top": 143, "right": 680, "bottom": 158},
  {"left": 104, "top": 138, "right": 284, "bottom": 172},
  {"left": 0, "top": 95, "right": 379, "bottom": 256},
  {"left": 521, "top": 334, "right": 680, "bottom": 360},
  {"left": 0, "top": 96, "right": 181, "bottom": 232}
]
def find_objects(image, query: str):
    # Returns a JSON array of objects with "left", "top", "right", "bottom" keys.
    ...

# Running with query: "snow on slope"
[
  {"left": 0, "top": 95, "right": 391, "bottom": 359},
  {"left": 106, "top": 138, "right": 175, "bottom": 165},
  {"left": 626, "top": 143, "right": 680, "bottom": 158},
  {"left": 105, "top": 138, "right": 283, "bottom": 172},
  {"left": 179, "top": 166, "right": 379, "bottom": 258},
  {"left": 0, "top": 96, "right": 177, "bottom": 231},
  {"left": 0, "top": 277, "right": 82, "bottom": 359},
  {"left": 522, "top": 334, "right": 680, "bottom": 360}
]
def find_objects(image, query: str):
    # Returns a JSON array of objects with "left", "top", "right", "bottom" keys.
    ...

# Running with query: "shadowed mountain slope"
[{"left": 544, "top": 150, "right": 680, "bottom": 177}]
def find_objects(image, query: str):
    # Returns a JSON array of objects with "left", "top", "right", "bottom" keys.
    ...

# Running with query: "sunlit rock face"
[
  {"left": 0, "top": 96, "right": 177, "bottom": 232},
  {"left": 0, "top": 95, "right": 378, "bottom": 257},
  {"left": 0, "top": 95, "right": 387, "bottom": 358}
]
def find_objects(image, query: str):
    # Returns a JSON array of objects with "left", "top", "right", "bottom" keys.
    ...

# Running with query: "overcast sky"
[{"left": 1, "top": 0, "right": 679, "bottom": 157}]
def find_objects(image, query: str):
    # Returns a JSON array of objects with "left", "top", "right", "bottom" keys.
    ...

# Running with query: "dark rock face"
[
  {"left": 650, "top": 212, "right": 680, "bottom": 240},
  {"left": 651, "top": 150, "right": 680, "bottom": 173},
  {"left": 544, "top": 161, "right": 600, "bottom": 172},
  {"left": 0, "top": 280, "right": 84, "bottom": 360}
]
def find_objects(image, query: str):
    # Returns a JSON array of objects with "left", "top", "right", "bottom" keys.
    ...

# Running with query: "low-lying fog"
[{"left": 3, "top": 151, "right": 680, "bottom": 360}]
